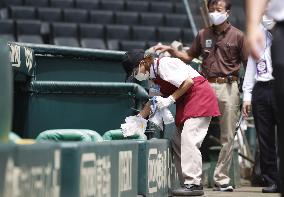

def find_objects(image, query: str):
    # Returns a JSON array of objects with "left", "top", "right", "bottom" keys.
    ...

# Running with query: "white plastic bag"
[{"left": 121, "top": 115, "right": 148, "bottom": 137}]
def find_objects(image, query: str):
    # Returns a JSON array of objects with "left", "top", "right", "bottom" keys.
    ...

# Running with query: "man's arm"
[
  {"left": 246, "top": 0, "right": 268, "bottom": 60},
  {"left": 242, "top": 56, "right": 257, "bottom": 117},
  {"left": 171, "top": 78, "right": 194, "bottom": 101},
  {"left": 153, "top": 45, "right": 194, "bottom": 63}
]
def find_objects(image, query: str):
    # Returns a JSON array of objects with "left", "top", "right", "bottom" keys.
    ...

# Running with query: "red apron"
[{"left": 153, "top": 62, "right": 220, "bottom": 127}]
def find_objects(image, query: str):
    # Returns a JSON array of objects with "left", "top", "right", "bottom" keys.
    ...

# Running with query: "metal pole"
[{"left": 182, "top": 0, "right": 198, "bottom": 36}]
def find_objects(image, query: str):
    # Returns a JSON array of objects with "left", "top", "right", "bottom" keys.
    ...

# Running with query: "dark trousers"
[
  {"left": 252, "top": 81, "right": 279, "bottom": 186},
  {"left": 272, "top": 22, "right": 284, "bottom": 193}
]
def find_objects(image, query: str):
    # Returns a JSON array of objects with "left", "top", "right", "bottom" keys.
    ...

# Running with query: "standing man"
[
  {"left": 242, "top": 16, "right": 279, "bottom": 193},
  {"left": 154, "top": 0, "right": 248, "bottom": 191},
  {"left": 246, "top": 0, "right": 284, "bottom": 194}
]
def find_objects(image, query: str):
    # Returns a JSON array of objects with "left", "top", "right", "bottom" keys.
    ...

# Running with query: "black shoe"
[
  {"left": 213, "top": 184, "right": 234, "bottom": 192},
  {"left": 172, "top": 184, "right": 204, "bottom": 196},
  {"left": 262, "top": 184, "right": 280, "bottom": 193}
]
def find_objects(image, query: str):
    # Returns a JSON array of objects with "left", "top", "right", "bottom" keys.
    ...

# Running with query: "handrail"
[
  {"left": 29, "top": 81, "right": 149, "bottom": 99},
  {"left": 182, "top": 0, "right": 198, "bottom": 36},
  {"left": 15, "top": 42, "right": 125, "bottom": 61}
]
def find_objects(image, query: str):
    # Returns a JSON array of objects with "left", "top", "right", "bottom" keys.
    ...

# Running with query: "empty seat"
[
  {"left": 10, "top": 6, "right": 36, "bottom": 20},
  {"left": 0, "top": 20, "right": 16, "bottom": 41},
  {"left": 75, "top": 0, "right": 99, "bottom": 10},
  {"left": 63, "top": 9, "right": 88, "bottom": 23},
  {"left": 100, "top": 1, "right": 124, "bottom": 11},
  {"left": 38, "top": 7, "right": 62, "bottom": 22},
  {"left": 80, "top": 38, "right": 106, "bottom": 49},
  {"left": 50, "top": 0, "right": 74, "bottom": 8},
  {"left": 182, "top": 28, "right": 194, "bottom": 44},
  {"left": 16, "top": 20, "right": 43, "bottom": 44},
  {"left": 150, "top": 2, "right": 173, "bottom": 13},
  {"left": 158, "top": 27, "right": 182, "bottom": 42},
  {"left": 125, "top": 1, "right": 149, "bottom": 12},
  {"left": 140, "top": 13, "right": 164, "bottom": 26},
  {"left": 107, "top": 39, "right": 120, "bottom": 50},
  {"left": 2, "top": 0, "right": 23, "bottom": 6},
  {"left": 132, "top": 26, "right": 156, "bottom": 41},
  {"left": 174, "top": 3, "right": 186, "bottom": 14},
  {"left": 90, "top": 10, "right": 114, "bottom": 24},
  {"left": 165, "top": 14, "right": 189, "bottom": 27},
  {"left": 25, "top": 0, "right": 49, "bottom": 7},
  {"left": 106, "top": 24, "right": 130, "bottom": 40},
  {"left": 52, "top": 22, "right": 79, "bottom": 47},
  {"left": 115, "top": 12, "right": 139, "bottom": 25},
  {"left": 79, "top": 23, "right": 104, "bottom": 39},
  {"left": 120, "top": 40, "right": 147, "bottom": 51}
]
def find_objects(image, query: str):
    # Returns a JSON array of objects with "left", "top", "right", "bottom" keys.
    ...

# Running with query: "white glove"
[{"left": 156, "top": 95, "right": 175, "bottom": 110}]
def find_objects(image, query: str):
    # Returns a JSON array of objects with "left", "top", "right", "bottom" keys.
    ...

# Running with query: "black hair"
[
  {"left": 121, "top": 49, "right": 145, "bottom": 82},
  {"left": 207, "top": 0, "right": 231, "bottom": 11}
]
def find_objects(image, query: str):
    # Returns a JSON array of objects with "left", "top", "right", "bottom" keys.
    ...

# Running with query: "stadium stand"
[{"left": 0, "top": 0, "right": 197, "bottom": 50}]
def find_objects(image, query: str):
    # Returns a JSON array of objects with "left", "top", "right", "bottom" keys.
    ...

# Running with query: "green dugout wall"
[
  {"left": 11, "top": 43, "right": 149, "bottom": 138},
  {"left": 0, "top": 40, "right": 13, "bottom": 142}
]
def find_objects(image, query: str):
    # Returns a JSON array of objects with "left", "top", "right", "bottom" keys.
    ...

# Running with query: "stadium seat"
[
  {"left": 120, "top": 40, "right": 147, "bottom": 50},
  {"left": 79, "top": 23, "right": 106, "bottom": 49},
  {"left": 157, "top": 27, "right": 182, "bottom": 42},
  {"left": 50, "top": 0, "right": 74, "bottom": 8},
  {"left": 174, "top": 3, "right": 187, "bottom": 14},
  {"left": 100, "top": 1, "right": 125, "bottom": 11},
  {"left": 107, "top": 39, "right": 120, "bottom": 50},
  {"left": 150, "top": 2, "right": 174, "bottom": 13},
  {"left": 0, "top": 20, "right": 16, "bottom": 41},
  {"left": 140, "top": 13, "right": 164, "bottom": 26},
  {"left": 74, "top": 0, "right": 99, "bottom": 10},
  {"left": 182, "top": 28, "right": 194, "bottom": 44},
  {"left": 16, "top": 20, "right": 44, "bottom": 44},
  {"left": 79, "top": 23, "right": 104, "bottom": 39},
  {"left": 125, "top": 1, "right": 149, "bottom": 12},
  {"left": 63, "top": 9, "right": 89, "bottom": 23},
  {"left": 115, "top": 12, "right": 139, "bottom": 25},
  {"left": 51, "top": 22, "right": 79, "bottom": 47},
  {"left": 90, "top": 10, "right": 114, "bottom": 24},
  {"left": 10, "top": 6, "right": 36, "bottom": 20},
  {"left": 2, "top": 0, "right": 23, "bottom": 6},
  {"left": 132, "top": 26, "right": 156, "bottom": 41},
  {"left": 80, "top": 38, "right": 106, "bottom": 49},
  {"left": 106, "top": 24, "right": 130, "bottom": 40},
  {"left": 38, "top": 7, "right": 62, "bottom": 22},
  {"left": 165, "top": 14, "right": 189, "bottom": 27},
  {"left": 25, "top": 0, "right": 49, "bottom": 7}
]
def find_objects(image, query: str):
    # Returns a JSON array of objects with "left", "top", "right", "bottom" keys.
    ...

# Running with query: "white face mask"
[
  {"left": 209, "top": 12, "right": 228, "bottom": 25},
  {"left": 262, "top": 15, "right": 276, "bottom": 30},
  {"left": 134, "top": 71, "right": 150, "bottom": 81}
]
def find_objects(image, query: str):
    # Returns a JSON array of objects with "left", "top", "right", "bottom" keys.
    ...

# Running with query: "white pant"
[{"left": 172, "top": 117, "right": 212, "bottom": 185}]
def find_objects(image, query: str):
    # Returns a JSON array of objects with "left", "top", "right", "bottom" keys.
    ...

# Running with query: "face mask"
[
  {"left": 134, "top": 71, "right": 150, "bottom": 81},
  {"left": 262, "top": 15, "right": 276, "bottom": 30},
  {"left": 209, "top": 12, "right": 228, "bottom": 25}
]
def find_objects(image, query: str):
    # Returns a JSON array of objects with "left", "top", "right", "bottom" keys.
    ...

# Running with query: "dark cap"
[{"left": 122, "top": 49, "right": 145, "bottom": 81}]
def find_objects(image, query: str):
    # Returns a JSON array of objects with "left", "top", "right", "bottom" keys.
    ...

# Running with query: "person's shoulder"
[
  {"left": 230, "top": 25, "right": 245, "bottom": 37},
  {"left": 198, "top": 26, "right": 211, "bottom": 35},
  {"left": 160, "top": 56, "right": 171, "bottom": 63}
]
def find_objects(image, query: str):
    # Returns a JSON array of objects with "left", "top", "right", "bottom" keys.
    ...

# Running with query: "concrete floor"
[{"left": 204, "top": 187, "right": 280, "bottom": 197}]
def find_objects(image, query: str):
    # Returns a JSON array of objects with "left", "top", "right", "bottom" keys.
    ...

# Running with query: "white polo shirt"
[{"left": 150, "top": 57, "right": 200, "bottom": 88}]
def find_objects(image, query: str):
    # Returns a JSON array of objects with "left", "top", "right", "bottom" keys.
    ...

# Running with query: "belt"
[{"left": 208, "top": 76, "right": 238, "bottom": 84}]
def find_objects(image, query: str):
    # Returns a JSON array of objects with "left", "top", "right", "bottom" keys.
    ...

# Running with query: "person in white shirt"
[
  {"left": 246, "top": 0, "right": 284, "bottom": 194},
  {"left": 122, "top": 49, "right": 220, "bottom": 196},
  {"left": 242, "top": 16, "right": 279, "bottom": 193}
]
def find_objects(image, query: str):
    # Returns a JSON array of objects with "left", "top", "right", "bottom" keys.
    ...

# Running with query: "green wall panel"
[{"left": 60, "top": 141, "right": 138, "bottom": 197}]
